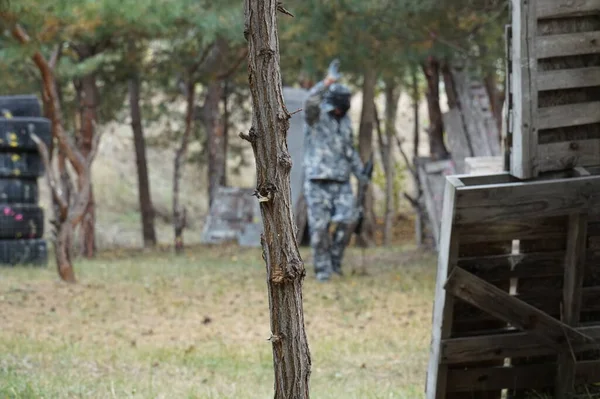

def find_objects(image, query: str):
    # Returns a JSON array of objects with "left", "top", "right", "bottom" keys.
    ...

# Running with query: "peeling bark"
[
  {"left": 10, "top": 23, "right": 99, "bottom": 282},
  {"left": 243, "top": 0, "right": 311, "bottom": 397}
]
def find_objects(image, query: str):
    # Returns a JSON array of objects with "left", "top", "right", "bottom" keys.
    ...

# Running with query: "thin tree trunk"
[
  {"left": 383, "top": 79, "right": 399, "bottom": 246},
  {"left": 76, "top": 74, "right": 98, "bottom": 258},
  {"left": 243, "top": 1, "right": 311, "bottom": 397},
  {"left": 203, "top": 81, "right": 226, "bottom": 208},
  {"left": 357, "top": 67, "right": 377, "bottom": 246},
  {"left": 128, "top": 72, "right": 157, "bottom": 248},
  {"left": 173, "top": 80, "right": 195, "bottom": 254},
  {"left": 441, "top": 61, "right": 458, "bottom": 109},
  {"left": 411, "top": 65, "right": 424, "bottom": 248},
  {"left": 422, "top": 57, "right": 449, "bottom": 160},
  {"left": 11, "top": 24, "right": 98, "bottom": 283},
  {"left": 484, "top": 72, "right": 504, "bottom": 136}
]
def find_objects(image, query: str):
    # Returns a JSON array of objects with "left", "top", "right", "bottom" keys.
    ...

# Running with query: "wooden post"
[
  {"left": 556, "top": 213, "right": 588, "bottom": 397},
  {"left": 510, "top": 0, "right": 538, "bottom": 179},
  {"left": 425, "top": 176, "right": 462, "bottom": 399}
]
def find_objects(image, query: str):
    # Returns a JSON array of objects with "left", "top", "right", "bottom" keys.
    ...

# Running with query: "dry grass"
[{"left": 0, "top": 244, "right": 436, "bottom": 398}]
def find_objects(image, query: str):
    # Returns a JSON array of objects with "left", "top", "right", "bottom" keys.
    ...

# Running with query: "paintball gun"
[{"left": 354, "top": 154, "right": 374, "bottom": 235}]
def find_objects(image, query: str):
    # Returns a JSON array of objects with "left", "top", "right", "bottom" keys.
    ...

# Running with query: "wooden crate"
[
  {"left": 507, "top": 0, "right": 600, "bottom": 179},
  {"left": 426, "top": 168, "right": 600, "bottom": 399}
]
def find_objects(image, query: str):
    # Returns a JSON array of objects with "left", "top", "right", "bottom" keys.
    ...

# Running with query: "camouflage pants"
[{"left": 304, "top": 179, "right": 356, "bottom": 279}]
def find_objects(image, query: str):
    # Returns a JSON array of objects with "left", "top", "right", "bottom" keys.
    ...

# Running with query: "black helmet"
[{"left": 323, "top": 83, "right": 351, "bottom": 115}]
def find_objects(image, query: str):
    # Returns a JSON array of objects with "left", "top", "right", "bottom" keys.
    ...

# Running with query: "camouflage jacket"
[{"left": 302, "top": 80, "right": 364, "bottom": 182}]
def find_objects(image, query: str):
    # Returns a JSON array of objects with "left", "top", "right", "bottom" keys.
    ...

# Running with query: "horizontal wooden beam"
[
  {"left": 453, "top": 285, "right": 600, "bottom": 324},
  {"left": 458, "top": 216, "right": 567, "bottom": 243},
  {"left": 537, "top": 31, "right": 600, "bottom": 59},
  {"left": 442, "top": 326, "right": 600, "bottom": 364},
  {"left": 446, "top": 360, "right": 600, "bottom": 392},
  {"left": 457, "top": 251, "right": 565, "bottom": 281},
  {"left": 454, "top": 175, "right": 600, "bottom": 224},
  {"left": 537, "top": 0, "right": 600, "bottom": 19},
  {"left": 538, "top": 67, "right": 600, "bottom": 91},
  {"left": 537, "top": 139, "right": 600, "bottom": 174},
  {"left": 444, "top": 267, "right": 595, "bottom": 349},
  {"left": 537, "top": 102, "right": 600, "bottom": 130}
]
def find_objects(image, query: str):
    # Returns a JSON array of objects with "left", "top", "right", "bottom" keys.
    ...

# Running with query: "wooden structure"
[
  {"left": 426, "top": 169, "right": 600, "bottom": 398},
  {"left": 416, "top": 157, "right": 456, "bottom": 250},
  {"left": 444, "top": 66, "right": 502, "bottom": 174},
  {"left": 505, "top": 0, "right": 600, "bottom": 179},
  {"left": 427, "top": 1, "right": 600, "bottom": 395}
]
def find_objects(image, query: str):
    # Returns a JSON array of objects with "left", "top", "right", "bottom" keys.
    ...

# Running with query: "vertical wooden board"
[
  {"left": 426, "top": 178, "right": 460, "bottom": 399},
  {"left": 508, "top": 219, "right": 568, "bottom": 398},
  {"left": 510, "top": 0, "right": 538, "bottom": 179},
  {"left": 556, "top": 213, "right": 588, "bottom": 397}
]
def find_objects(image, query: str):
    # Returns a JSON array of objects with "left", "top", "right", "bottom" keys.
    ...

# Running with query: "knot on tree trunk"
[
  {"left": 271, "top": 258, "right": 304, "bottom": 284},
  {"left": 277, "top": 152, "right": 292, "bottom": 171},
  {"left": 254, "top": 182, "right": 277, "bottom": 203}
]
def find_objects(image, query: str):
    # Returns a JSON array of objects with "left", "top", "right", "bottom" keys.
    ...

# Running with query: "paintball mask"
[{"left": 323, "top": 83, "right": 351, "bottom": 116}]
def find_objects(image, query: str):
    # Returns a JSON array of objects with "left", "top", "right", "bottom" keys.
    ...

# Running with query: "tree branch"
[
  {"left": 31, "top": 133, "right": 68, "bottom": 213},
  {"left": 49, "top": 44, "right": 63, "bottom": 70},
  {"left": 10, "top": 24, "right": 87, "bottom": 177},
  {"left": 216, "top": 47, "right": 248, "bottom": 80},
  {"left": 395, "top": 135, "right": 417, "bottom": 179}
]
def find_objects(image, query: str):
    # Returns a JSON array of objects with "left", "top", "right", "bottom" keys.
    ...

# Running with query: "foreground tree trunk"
[
  {"left": 203, "top": 81, "right": 226, "bottom": 208},
  {"left": 173, "top": 80, "right": 195, "bottom": 254},
  {"left": 383, "top": 79, "right": 399, "bottom": 246},
  {"left": 243, "top": 1, "right": 311, "bottom": 397},
  {"left": 8, "top": 24, "right": 100, "bottom": 282},
  {"left": 357, "top": 66, "right": 377, "bottom": 246},
  {"left": 422, "top": 56, "right": 449, "bottom": 160},
  {"left": 74, "top": 73, "right": 98, "bottom": 258},
  {"left": 128, "top": 71, "right": 157, "bottom": 248}
]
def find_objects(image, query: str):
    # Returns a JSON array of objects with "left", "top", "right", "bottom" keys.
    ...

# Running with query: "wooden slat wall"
[
  {"left": 508, "top": 0, "right": 600, "bottom": 178},
  {"left": 426, "top": 172, "right": 600, "bottom": 399}
]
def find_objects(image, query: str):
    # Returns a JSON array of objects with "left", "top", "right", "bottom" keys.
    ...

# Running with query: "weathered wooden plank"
[
  {"left": 457, "top": 252, "right": 565, "bottom": 281},
  {"left": 537, "top": 31, "right": 600, "bottom": 59},
  {"left": 537, "top": 66, "right": 600, "bottom": 91},
  {"left": 454, "top": 175, "right": 600, "bottom": 225},
  {"left": 556, "top": 213, "right": 588, "bottom": 398},
  {"left": 442, "top": 326, "right": 600, "bottom": 364},
  {"left": 537, "top": 101, "right": 600, "bottom": 130},
  {"left": 537, "top": 0, "right": 600, "bottom": 19},
  {"left": 446, "top": 360, "right": 600, "bottom": 392},
  {"left": 457, "top": 216, "right": 567, "bottom": 243},
  {"left": 510, "top": 0, "right": 537, "bottom": 179},
  {"left": 537, "top": 139, "right": 600, "bottom": 173},
  {"left": 444, "top": 267, "right": 595, "bottom": 349},
  {"left": 425, "top": 179, "right": 461, "bottom": 399}
]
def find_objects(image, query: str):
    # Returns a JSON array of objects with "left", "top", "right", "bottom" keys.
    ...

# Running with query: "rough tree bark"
[
  {"left": 242, "top": 0, "right": 311, "bottom": 397},
  {"left": 173, "top": 80, "right": 195, "bottom": 254},
  {"left": 203, "top": 81, "right": 226, "bottom": 208},
  {"left": 382, "top": 79, "right": 399, "bottom": 246},
  {"left": 422, "top": 56, "right": 449, "bottom": 160},
  {"left": 8, "top": 24, "right": 100, "bottom": 282},
  {"left": 357, "top": 66, "right": 378, "bottom": 246},
  {"left": 128, "top": 71, "right": 157, "bottom": 248}
]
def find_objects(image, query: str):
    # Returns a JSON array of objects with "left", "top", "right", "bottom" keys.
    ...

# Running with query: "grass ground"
[{"left": 0, "top": 244, "right": 436, "bottom": 399}]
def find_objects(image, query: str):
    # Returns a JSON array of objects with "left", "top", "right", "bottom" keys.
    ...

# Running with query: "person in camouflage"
[{"left": 303, "top": 74, "right": 367, "bottom": 282}]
